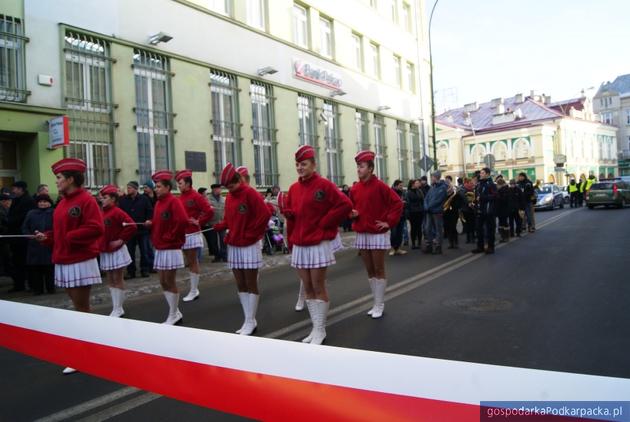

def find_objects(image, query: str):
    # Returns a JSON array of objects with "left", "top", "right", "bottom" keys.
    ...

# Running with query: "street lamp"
[{"left": 428, "top": 0, "right": 440, "bottom": 171}]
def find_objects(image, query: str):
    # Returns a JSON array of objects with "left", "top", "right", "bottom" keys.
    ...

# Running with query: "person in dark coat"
[
  {"left": 517, "top": 173, "right": 536, "bottom": 232},
  {"left": 423, "top": 171, "right": 448, "bottom": 254},
  {"left": 389, "top": 180, "right": 407, "bottom": 256},
  {"left": 119, "top": 181, "right": 154, "bottom": 278},
  {"left": 443, "top": 176, "right": 464, "bottom": 249},
  {"left": 461, "top": 177, "right": 477, "bottom": 244},
  {"left": 0, "top": 192, "right": 13, "bottom": 279},
  {"left": 495, "top": 178, "right": 510, "bottom": 243},
  {"left": 507, "top": 179, "right": 524, "bottom": 237},
  {"left": 472, "top": 168, "right": 497, "bottom": 254},
  {"left": 8, "top": 181, "right": 36, "bottom": 292},
  {"left": 405, "top": 179, "right": 424, "bottom": 249},
  {"left": 340, "top": 184, "right": 353, "bottom": 232},
  {"left": 22, "top": 194, "right": 55, "bottom": 294}
]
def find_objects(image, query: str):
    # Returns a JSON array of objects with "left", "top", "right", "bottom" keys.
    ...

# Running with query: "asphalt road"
[{"left": 2, "top": 206, "right": 629, "bottom": 421}]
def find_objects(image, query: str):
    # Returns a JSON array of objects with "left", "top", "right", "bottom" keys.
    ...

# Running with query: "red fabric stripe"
[{"left": 0, "top": 322, "right": 479, "bottom": 421}]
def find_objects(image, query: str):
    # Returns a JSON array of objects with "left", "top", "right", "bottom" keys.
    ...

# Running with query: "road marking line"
[{"left": 35, "top": 209, "right": 578, "bottom": 421}]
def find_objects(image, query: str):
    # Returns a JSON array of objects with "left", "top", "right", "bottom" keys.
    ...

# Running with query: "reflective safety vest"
[
  {"left": 578, "top": 181, "right": 586, "bottom": 192},
  {"left": 586, "top": 178, "right": 595, "bottom": 191},
  {"left": 568, "top": 184, "right": 578, "bottom": 193}
]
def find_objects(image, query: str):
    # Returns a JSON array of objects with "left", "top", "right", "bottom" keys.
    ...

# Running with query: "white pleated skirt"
[
  {"left": 228, "top": 242, "right": 263, "bottom": 269},
  {"left": 291, "top": 241, "right": 336, "bottom": 269},
  {"left": 331, "top": 232, "right": 343, "bottom": 253},
  {"left": 355, "top": 232, "right": 391, "bottom": 250},
  {"left": 55, "top": 258, "right": 102, "bottom": 288},
  {"left": 100, "top": 247, "right": 132, "bottom": 271},
  {"left": 183, "top": 232, "right": 204, "bottom": 250},
  {"left": 154, "top": 249, "right": 185, "bottom": 270}
]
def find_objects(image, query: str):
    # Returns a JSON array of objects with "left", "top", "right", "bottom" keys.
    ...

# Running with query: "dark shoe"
[
  {"left": 432, "top": 246, "right": 442, "bottom": 255},
  {"left": 124, "top": 273, "right": 136, "bottom": 280},
  {"left": 140, "top": 272, "right": 149, "bottom": 278},
  {"left": 485, "top": 247, "right": 495, "bottom": 254},
  {"left": 471, "top": 248, "right": 485, "bottom": 254},
  {"left": 422, "top": 245, "right": 433, "bottom": 254}
]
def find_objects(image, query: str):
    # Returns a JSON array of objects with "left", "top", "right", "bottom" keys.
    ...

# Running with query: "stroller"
[{"left": 263, "top": 216, "right": 289, "bottom": 255}]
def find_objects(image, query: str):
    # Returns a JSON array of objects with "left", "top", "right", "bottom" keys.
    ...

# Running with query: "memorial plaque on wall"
[{"left": 184, "top": 151, "right": 207, "bottom": 172}]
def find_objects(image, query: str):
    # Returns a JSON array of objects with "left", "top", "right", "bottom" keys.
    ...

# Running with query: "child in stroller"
[{"left": 263, "top": 215, "right": 289, "bottom": 255}]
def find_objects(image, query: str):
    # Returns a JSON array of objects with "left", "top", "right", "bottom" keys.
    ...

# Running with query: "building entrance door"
[{"left": 0, "top": 139, "right": 20, "bottom": 189}]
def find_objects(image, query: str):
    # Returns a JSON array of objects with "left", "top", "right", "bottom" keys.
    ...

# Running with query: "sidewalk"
[{"left": 0, "top": 231, "right": 357, "bottom": 311}]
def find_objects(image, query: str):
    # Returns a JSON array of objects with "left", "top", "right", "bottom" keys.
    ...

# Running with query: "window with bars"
[
  {"left": 210, "top": 70, "right": 241, "bottom": 183},
  {"left": 410, "top": 123, "right": 423, "bottom": 177},
  {"left": 323, "top": 101, "right": 342, "bottom": 185},
  {"left": 251, "top": 81, "right": 277, "bottom": 187},
  {"left": 63, "top": 31, "right": 114, "bottom": 188},
  {"left": 355, "top": 110, "right": 370, "bottom": 151},
  {"left": 133, "top": 49, "right": 174, "bottom": 183},
  {"left": 396, "top": 121, "right": 409, "bottom": 181},
  {"left": 297, "top": 94, "right": 317, "bottom": 149},
  {"left": 373, "top": 115, "right": 387, "bottom": 181},
  {"left": 0, "top": 15, "right": 27, "bottom": 102}
]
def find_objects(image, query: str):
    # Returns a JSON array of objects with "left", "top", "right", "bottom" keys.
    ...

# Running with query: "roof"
[
  {"left": 548, "top": 97, "right": 585, "bottom": 116},
  {"left": 595, "top": 74, "right": 630, "bottom": 97},
  {"left": 436, "top": 95, "right": 563, "bottom": 134}
]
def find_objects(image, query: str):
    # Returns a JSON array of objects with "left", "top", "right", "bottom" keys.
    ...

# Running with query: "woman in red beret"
[
  {"left": 350, "top": 151, "right": 403, "bottom": 319},
  {"left": 282, "top": 145, "right": 352, "bottom": 345},
  {"left": 175, "top": 169, "right": 214, "bottom": 303},
  {"left": 145, "top": 170, "right": 188, "bottom": 325},
  {"left": 34, "top": 158, "right": 104, "bottom": 375},
  {"left": 98, "top": 185, "right": 137, "bottom": 318},
  {"left": 213, "top": 163, "right": 271, "bottom": 336}
]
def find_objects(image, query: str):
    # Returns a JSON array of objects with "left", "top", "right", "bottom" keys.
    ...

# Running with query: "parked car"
[
  {"left": 559, "top": 185, "right": 570, "bottom": 204},
  {"left": 534, "top": 184, "right": 565, "bottom": 210},
  {"left": 586, "top": 179, "right": 630, "bottom": 209}
]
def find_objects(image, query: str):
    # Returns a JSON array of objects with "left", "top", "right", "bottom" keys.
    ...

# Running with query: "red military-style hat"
[
  {"left": 236, "top": 166, "right": 249, "bottom": 177},
  {"left": 51, "top": 158, "right": 87, "bottom": 175},
  {"left": 220, "top": 162, "right": 238, "bottom": 186},
  {"left": 295, "top": 145, "right": 315, "bottom": 162},
  {"left": 99, "top": 184, "right": 119, "bottom": 196},
  {"left": 354, "top": 150, "right": 376, "bottom": 163},
  {"left": 174, "top": 169, "right": 193, "bottom": 181},
  {"left": 151, "top": 170, "right": 173, "bottom": 183}
]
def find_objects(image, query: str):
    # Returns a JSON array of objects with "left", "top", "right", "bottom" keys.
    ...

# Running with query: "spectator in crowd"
[
  {"left": 0, "top": 192, "right": 13, "bottom": 279},
  {"left": 405, "top": 179, "right": 424, "bottom": 249},
  {"left": 461, "top": 178, "right": 477, "bottom": 244},
  {"left": 517, "top": 172, "right": 536, "bottom": 232},
  {"left": 423, "top": 171, "right": 448, "bottom": 254},
  {"left": 495, "top": 178, "right": 510, "bottom": 243},
  {"left": 119, "top": 181, "right": 154, "bottom": 279},
  {"left": 472, "top": 167, "right": 497, "bottom": 254},
  {"left": 389, "top": 180, "right": 407, "bottom": 256},
  {"left": 207, "top": 183, "right": 227, "bottom": 262},
  {"left": 143, "top": 180, "right": 157, "bottom": 207},
  {"left": 508, "top": 179, "right": 524, "bottom": 237},
  {"left": 340, "top": 184, "right": 353, "bottom": 232},
  {"left": 443, "top": 175, "right": 463, "bottom": 249},
  {"left": 22, "top": 194, "right": 55, "bottom": 295},
  {"left": 8, "top": 181, "right": 36, "bottom": 292}
]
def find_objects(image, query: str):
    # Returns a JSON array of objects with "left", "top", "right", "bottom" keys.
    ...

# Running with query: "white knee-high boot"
[
  {"left": 302, "top": 299, "right": 316, "bottom": 343},
  {"left": 240, "top": 293, "right": 259, "bottom": 336},
  {"left": 367, "top": 278, "right": 376, "bottom": 315},
  {"left": 183, "top": 272, "right": 200, "bottom": 302},
  {"left": 109, "top": 287, "right": 125, "bottom": 318},
  {"left": 295, "top": 280, "right": 305, "bottom": 311},
  {"left": 371, "top": 279, "right": 387, "bottom": 319},
  {"left": 162, "top": 291, "right": 183, "bottom": 325},
  {"left": 236, "top": 292, "right": 249, "bottom": 334},
  {"left": 310, "top": 300, "right": 329, "bottom": 345}
]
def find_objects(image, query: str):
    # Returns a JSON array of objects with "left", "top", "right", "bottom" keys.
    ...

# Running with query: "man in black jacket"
[
  {"left": 472, "top": 168, "right": 497, "bottom": 254},
  {"left": 8, "top": 181, "right": 36, "bottom": 292},
  {"left": 517, "top": 172, "right": 536, "bottom": 232},
  {"left": 507, "top": 179, "right": 525, "bottom": 237},
  {"left": 0, "top": 192, "right": 13, "bottom": 280},
  {"left": 119, "top": 181, "right": 154, "bottom": 278}
]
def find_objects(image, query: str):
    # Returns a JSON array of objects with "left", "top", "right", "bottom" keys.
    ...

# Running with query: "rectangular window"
[
  {"left": 601, "top": 112, "right": 613, "bottom": 125},
  {"left": 246, "top": 0, "right": 265, "bottom": 30},
  {"left": 626, "top": 109, "right": 630, "bottom": 125},
  {"left": 393, "top": 55, "right": 402, "bottom": 87},
  {"left": 292, "top": 4, "right": 309, "bottom": 48},
  {"left": 373, "top": 115, "right": 387, "bottom": 181},
  {"left": 351, "top": 33, "right": 363, "bottom": 71},
  {"left": 251, "top": 81, "right": 277, "bottom": 187},
  {"left": 0, "top": 14, "right": 27, "bottom": 102},
  {"left": 368, "top": 42, "right": 380, "bottom": 78},
  {"left": 319, "top": 16, "right": 333, "bottom": 58},
  {"left": 410, "top": 124, "right": 423, "bottom": 177},
  {"left": 397, "top": 121, "right": 408, "bottom": 180},
  {"left": 64, "top": 31, "right": 114, "bottom": 187},
  {"left": 406, "top": 61, "right": 415, "bottom": 92},
  {"left": 355, "top": 110, "right": 370, "bottom": 151},
  {"left": 323, "top": 101, "right": 342, "bottom": 185},
  {"left": 133, "top": 49, "right": 174, "bottom": 183},
  {"left": 211, "top": 70, "right": 241, "bottom": 183},
  {"left": 208, "top": 0, "right": 232, "bottom": 16},
  {"left": 297, "top": 94, "right": 317, "bottom": 148},
  {"left": 402, "top": 2, "right": 412, "bottom": 31}
]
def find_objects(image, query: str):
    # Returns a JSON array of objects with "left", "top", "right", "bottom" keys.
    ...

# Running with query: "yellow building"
[{"left": 435, "top": 92, "right": 618, "bottom": 184}]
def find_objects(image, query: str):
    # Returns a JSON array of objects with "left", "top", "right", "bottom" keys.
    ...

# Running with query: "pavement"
[{"left": 1, "top": 206, "right": 629, "bottom": 421}]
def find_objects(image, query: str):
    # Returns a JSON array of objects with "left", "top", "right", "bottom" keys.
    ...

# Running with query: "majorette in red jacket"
[
  {"left": 350, "top": 175, "right": 403, "bottom": 234},
  {"left": 213, "top": 184, "right": 271, "bottom": 247},
  {"left": 101, "top": 204, "right": 137, "bottom": 253},
  {"left": 284, "top": 172, "right": 352, "bottom": 247},
  {"left": 178, "top": 188, "right": 214, "bottom": 234},
  {"left": 151, "top": 191, "right": 188, "bottom": 250}
]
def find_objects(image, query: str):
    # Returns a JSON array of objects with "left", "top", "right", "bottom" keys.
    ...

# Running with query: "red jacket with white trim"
[
  {"left": 284, "top": 173, "right": 352, "bottom": 247},
  {"left": 350, "top": 175, "right": 403, "bottom": 234},
  {"left": 44, "top": 188, "right": 104, "bottom": 264},
  {"left": 151, "top": 192, "right": 188, "bottom": 250},
  {"left": 178, "top": 189, "right": 214, "bottom": 234},
  {"left": 101, "top": 204, "right": 137, "bottom": 253},
  {"left": 213, "top": 184, "right": 271, "bottom": 247}
]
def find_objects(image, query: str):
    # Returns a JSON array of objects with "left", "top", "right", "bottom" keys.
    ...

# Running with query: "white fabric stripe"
[
  {"left": 1, "top": 300, "right": 629, "bottom": 405},
  {"left": 182, "top": 233, "right": 204, "bottom": 250},
  {"left": 153, "top": 249, "right": 184, "bottom": 270},
  {"left": 354, "top": 232, "right": 391, "bottom": 250},
  {"left": 100, "top": 248, "right": 132, "bottom": 271},
  {"left": 54, "top": 259, "right": 101, "bottom": 288}
]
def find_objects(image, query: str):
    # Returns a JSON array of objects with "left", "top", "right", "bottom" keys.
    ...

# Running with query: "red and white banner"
[{"left": 0, "top": 300, "right": 628, "bottom": 421}]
